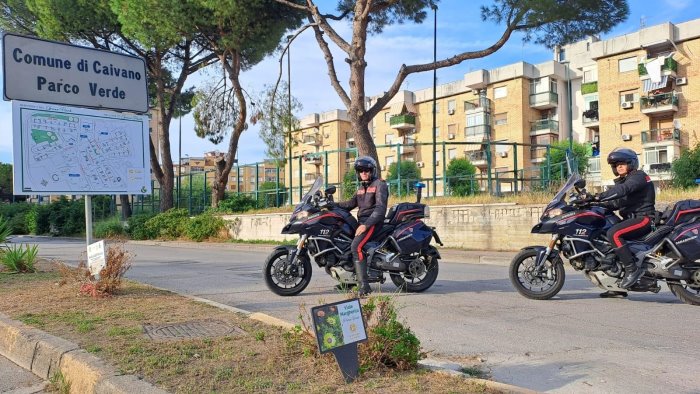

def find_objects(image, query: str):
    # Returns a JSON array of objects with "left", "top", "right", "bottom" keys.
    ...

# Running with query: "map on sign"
[{"left": 12, "top": 101, "right": 151, "bottom": 195}]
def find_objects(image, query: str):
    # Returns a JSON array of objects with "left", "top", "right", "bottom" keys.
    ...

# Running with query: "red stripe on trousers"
[
  {"left": 357, "top": 225, "right": 375, "bottom": 261},
  {"left": 613, "top": 217, "right": 650, "bottom": 247}
]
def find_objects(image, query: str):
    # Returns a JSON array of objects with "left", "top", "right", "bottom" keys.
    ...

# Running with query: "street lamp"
[
  {"left": 287, "top": 34, "right": 293, "bottom": 206},
  {"left": 177, "top": 114, "right": 182, "bottom": 209},
  {"left": 431, "top": 2, "right": 438, "bottom": 197},
  {"left": 562, "top": 60, "right": 573, "bottom": 151}
]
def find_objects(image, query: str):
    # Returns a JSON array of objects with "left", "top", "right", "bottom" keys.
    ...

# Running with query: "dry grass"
[{"left": 0, "top": 265, "right": 499, "bottom": 394}]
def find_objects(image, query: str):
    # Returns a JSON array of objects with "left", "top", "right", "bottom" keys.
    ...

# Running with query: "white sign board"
[
  {"left": 12, "top": 101, "right": 151, "bottom": 195},
  {"left": 312, "top": 299, "right": 367, "bottom": 353},
  {"left": 2, "top": 33, "right": 148, "bottom": 113},
  {"left": 87, "top": 240, "right": 106, "bottom": 276}
]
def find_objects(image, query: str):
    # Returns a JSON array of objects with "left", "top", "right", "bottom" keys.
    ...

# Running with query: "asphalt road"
[{"left": 11, "top": 236, "right": 700, "bottom": 394}]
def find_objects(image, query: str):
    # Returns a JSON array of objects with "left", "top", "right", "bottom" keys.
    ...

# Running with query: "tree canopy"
[
  {"left": 672, "top": 144, "right": 700, "bottom": 189},
  {"left": 275, "top": 0, "right": 629, "bottom": 170},
  {"left": 446, "top": 158, "right": 477, "bottom": 196}
]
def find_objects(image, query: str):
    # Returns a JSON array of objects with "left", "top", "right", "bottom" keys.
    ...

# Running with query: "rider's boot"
[
  {"left": 617, "top": 246, "right": 644, "bottom": 289},
  {"left": 354, "top": 259, "right": 372, "bottom": 296},
  {"left": 599, "top": 290, "right": 628, "bottom": 298}
]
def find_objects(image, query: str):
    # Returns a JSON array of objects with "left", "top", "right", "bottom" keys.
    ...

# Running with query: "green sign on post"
[{"left": 311, "top": 298, "right": 367, "bottom": 382}]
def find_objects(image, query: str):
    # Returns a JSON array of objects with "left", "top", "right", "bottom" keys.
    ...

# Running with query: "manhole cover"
[{"left": 143, "top": 319, "right": 245, "bottom": 340}]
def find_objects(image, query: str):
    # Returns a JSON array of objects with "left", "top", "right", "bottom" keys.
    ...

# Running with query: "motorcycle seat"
[{"left": 640, "top": 225, "right": 673, "bottom": 245}]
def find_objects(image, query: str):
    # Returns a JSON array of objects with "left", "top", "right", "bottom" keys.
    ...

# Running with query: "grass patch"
[
  {"left": 0, "top": 270, "right": 498, "bottom": 393},
  {"left": 47, "top": 371, "right": 71, "bottom": 394}
]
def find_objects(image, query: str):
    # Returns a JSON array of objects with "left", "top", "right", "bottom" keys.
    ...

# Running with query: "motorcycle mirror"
[
  {"left": 324, "top": 186, "right": 336, "bottom": 195},
  {"left": 574, "top": 179, "right": 586, "bottom": 189}
]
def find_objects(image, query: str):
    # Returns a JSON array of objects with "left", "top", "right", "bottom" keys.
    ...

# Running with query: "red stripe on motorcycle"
[
  {"left": 612, "top": 217, "right": 650, "bottom": 247},
  {"left": 674, "top": 223, "right": 700, "bottom": 241},
  {"left": 357, "top": 225, "right": 375, "bottom": 261},
  {"left": 675, "top": 208, "right": 700, "bottom": 222}
]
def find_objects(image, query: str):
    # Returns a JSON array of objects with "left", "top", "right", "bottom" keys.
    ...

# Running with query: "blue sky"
[{"left": 1, "top": 0, "right": 698, "bottom": 166}]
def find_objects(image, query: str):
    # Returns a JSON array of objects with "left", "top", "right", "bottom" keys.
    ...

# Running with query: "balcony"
[
  {"left": 530, "top": 147, "right": 548, "bottom": 161},
  {"left": 645, "top": 162, "right": 673, "bottom": 177},
  {"left": 466, "top": 150, "right": 488, "bottom": 166},
  {"left": 588, "top": 157, "right": 601, "bottom": 173},
  {"left": 302, "top": 134, "right": 321, "bottom": 146},
  {"left": 638, "top": 57, "right": 678, "bottom": 79},
  {"left": 582, "top": 109, "right": 599, "bottom": 126},
  {"left": 464, "top": 97, "right": 491, "bottom": 114},
  {"left": 530, "top": 119, "right": 559, "bottom": 134},
  {"left": 303, "top": 154, "right": 322, "bottom": 165},
  {"left": 389, "top": 114, "right": 416, "bottom": 130},
  {"left": 529, "top": 91, "right": 558, "bottom": 109},
  {"left": 641, "top": 127, "right": 681, "bottom": 146},
  {"left": 464, "top": 124, "right": 491, "bottom": 142},
  {"left": 581, "top": 81, "right": 598, "bottom": 95},
  {"left": 400, "top": 137, "right": 416, "bottom": 154},
  {"left": 640, "top": 92, "right": 678, "bottom": 116}
]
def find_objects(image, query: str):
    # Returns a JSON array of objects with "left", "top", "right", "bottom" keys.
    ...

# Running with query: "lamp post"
[
  {"left": 287, "top": 34, "right": 293, "bottom": 206},
  {"left": 177, "top": 115, "right": 182, "bottom": 208},
  {"left": 431, "top": 2, "right": 438, "bottom": 197},
  {"left": 563, "top": 61, "right": 573, "bottom": 152}
]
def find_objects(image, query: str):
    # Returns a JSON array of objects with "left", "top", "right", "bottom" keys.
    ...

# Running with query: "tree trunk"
[
  {"left": 211, "top": 160, "right": 227, "bottom": 207},
  {"left": 119, "top": 194, "right": 132, "bottom": 220}
]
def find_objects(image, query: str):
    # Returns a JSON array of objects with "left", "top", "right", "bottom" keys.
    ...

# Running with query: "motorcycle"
[
  {"left": 263, "top": 176, "right": 443, "bottom": 296},
  {"left": 509, "top": 172, "right": 700, "bottom": 305}
]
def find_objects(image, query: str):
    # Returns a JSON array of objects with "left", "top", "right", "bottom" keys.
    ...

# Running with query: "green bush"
[
  {"left": 0, "top": 202, "right": 32, "bottom": 234},
  {"left": 1, "top": 244, "right": 38, "bottom": 273},
  {"left": 541, "top": 140, "right": 590, "bottom": 182},
  {"left": 385, "top": 161, "right": 421, "bottom": 196},
  {"left": 218, "top": 194, "right": 258, "bottom": 213},
  {"left": 342, "top": 170, "right": 358, "bottom": 200},
  {"left": 126, "top": 213, "right": 157, "bottom": 240},
  {"left": 185, "top": 213, "right": 226, "bottom": 242},
  {"left": 0, "top": 216, "right": 11, "bottom": 243},
  {"left": 672, "top": 144, "right": 700, "bottom": 189},
  {"left": 26, "top": 204, "right": 50, "bottom": 235},
  {"left": 446, "top": 158, "right": 478, "bottom": 196},
  {"left": 144, "top": 209, "right": 189, "bottom": 240},
  {"left": 94, "top": 217, "right": 126, "bottom": 239}
]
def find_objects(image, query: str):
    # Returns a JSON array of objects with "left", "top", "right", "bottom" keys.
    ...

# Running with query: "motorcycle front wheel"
[
  {"left": 263, "top": 248, "right": 312, "bottom": 296},
  {"left": 390, "top": 249, "right": 439, "bottom": 292},
  {"left": 509, "top": 248, "right": 565, "bottom": 300}
]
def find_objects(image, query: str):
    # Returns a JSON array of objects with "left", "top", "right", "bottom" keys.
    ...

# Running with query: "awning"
[
  {"left": 642, "top": 75, "right": 669, "bottom": 93},
  {"left": 389, "top": 101, "right": 416, "bottom": 115}
]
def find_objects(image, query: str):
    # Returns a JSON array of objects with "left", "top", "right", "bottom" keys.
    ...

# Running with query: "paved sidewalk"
[{"left": 0, "top": 354, "right": 46, "bottom": 393}]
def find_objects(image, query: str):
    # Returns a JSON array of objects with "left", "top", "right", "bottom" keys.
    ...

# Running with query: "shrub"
[
  {"left": 0, "top": 216, "right": 11, "bottom": 243},
  {"left": 185, "top": 213, "right": 226, "bottom": 242},
  {"left": 257, "top": 181, "right": 286, "bottom": 209},
  {"left": 47, "top": 197, "right": 85, "bottom": 236},
  {"left": 144, "top": 209, "right": 189, "bottom": 240},
  {"left": 446, "top": 158, "right": 478, "bottom": 196},
  {"left": 94, "top": 217, "right": 126, "bottom": 239},
  {"left": 0, "top": 202, "right": 32, "bottom": 234},
  {"left": 126, "top": 213, "right": 157, "bottom": 240},
  {"left": 1, "top": 244, "right": 38, "bottom": 273},
  {"left": 218, "top": 193, "right": 258, "bottom": 213},
  {"left": 26, "top": 204, "right": 51, "bottom": 235},
  {"left": 386, "top": 161, "right": 422, "bottom": 196},
  {"left": 672, "top": 144, "right": 700, "bottom": 189},
  {"left": 541, "top": 140, "right": 590, "bottom": 182},
  {"left": 59, "top": 243, "right": 133, "bottom": 297},
  {"left": 342, "top": 170, "right": 358, "bottom": 200}
]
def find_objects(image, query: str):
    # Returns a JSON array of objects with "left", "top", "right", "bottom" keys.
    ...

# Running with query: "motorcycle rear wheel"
[
  {"left": 390, "top": 249, "right": 439, "bottom": 292},
  {"left": 668, "top": 281, "right": 700, "bottom": 306},
  {"left": 263, "top": 248, "right": 312, "bottom": 296},
  {"left": 509, "top": 248, "right": 565, "bottom": 300}
]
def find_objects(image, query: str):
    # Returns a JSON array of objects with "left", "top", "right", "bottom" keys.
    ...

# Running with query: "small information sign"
[
  {"left": 87, "top": 240, "right": 106, "bottom": 276},
  {"left": 311, "top": 299, "right": 367, "bottom": 382}
]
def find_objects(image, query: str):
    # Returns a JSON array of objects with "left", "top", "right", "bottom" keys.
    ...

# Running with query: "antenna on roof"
[{"left": 640, "top": 16, "right": 647, "bottom": 29}]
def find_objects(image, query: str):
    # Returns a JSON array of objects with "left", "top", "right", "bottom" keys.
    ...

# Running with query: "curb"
[{"left": 0, "top": 313, "right": 167, "bottom": 394}]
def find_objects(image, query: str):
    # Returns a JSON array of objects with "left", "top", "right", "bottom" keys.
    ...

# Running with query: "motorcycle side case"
[
  {"left": 385, "top": 203, "right": 425, "bottom": 225},
  {"left": 669, "top": 219, "right": 700, "bottom": 261},
  {"left": 662, "top": 199, "right": 700, "bottom": 227},
  {"left": 392, "top": 220, "right": 432, "bottom": 254}
]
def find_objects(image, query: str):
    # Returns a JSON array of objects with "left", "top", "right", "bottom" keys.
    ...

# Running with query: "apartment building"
[{"left": 286, "top": 18, "right": 700, "bottom": 196}]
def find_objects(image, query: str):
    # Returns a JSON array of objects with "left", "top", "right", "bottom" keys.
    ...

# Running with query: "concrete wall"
[{"left": 222, "top": 203, "right": 551, "bottom": 251}]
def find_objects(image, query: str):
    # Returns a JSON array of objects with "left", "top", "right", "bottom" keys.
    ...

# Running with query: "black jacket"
[
  {"left": 598, "top": 169, "right": 656, "bottom": 220},
  {"left": 337, "top": 178, "right": 388, "bottom": 227}
]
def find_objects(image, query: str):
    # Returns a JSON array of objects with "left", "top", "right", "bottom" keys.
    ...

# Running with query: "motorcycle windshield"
[
  {"left": 294, "top": 176, "right": 324, "bottom": 213},
  {"left": 543, "top": 173, "right": 582, "bottom": 213}
]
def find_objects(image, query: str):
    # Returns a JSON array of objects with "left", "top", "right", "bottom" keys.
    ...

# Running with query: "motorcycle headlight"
[
  {"left": 545, "top": 208, "right": 563, "bottom": 218},
  {"left": 295, "top": 211, "right": 310, "bottom": 220},
  {"left": 423, "top": 205, "right": 430, "bottom": 218}
]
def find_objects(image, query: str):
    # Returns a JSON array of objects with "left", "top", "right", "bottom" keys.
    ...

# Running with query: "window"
[
  {"left": 494, "top": 113, "right": 507, "bottom": 126},
  {"left": 558, "top": 49, "right": 566, "bottom": 62},
  {"left": 618, "top": 56, "right": 637, "bottom": 73},
  {"left": 384, "top": 112, "right": 390, "bottom": 122},
  {"left": 434, "top": 126, "right": 440, "bottom": 138},
  {"left": 385, "top": 156, "right": 395, "bottom": 168},
  {"left": 448, "top": 148, "right": 457, "bottom": 160},
  {"left": 644, "top": 147, "right": 668, "bottom": 165},
  {"left": 448, "top": 124, "right": 457, "bottom": 136},
  {"left": 447, "top": 100, "right": 456, "bottom": 113},
  {"left": 619, "top": 90, "right": 639, "bottom": 105},
  {"left": 494, "top": 86, "right": 507, "bottom": 99},
  {"left": 549, "top": 79, "right": 558, "bottom": 93},
  {"left": 583, "top": 69, "right": 597, "bottom": 83},
  {"left": 385, "top": 134, "right": 394, "bottom": 144}
]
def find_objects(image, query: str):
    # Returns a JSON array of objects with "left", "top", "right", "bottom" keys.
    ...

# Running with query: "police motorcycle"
[
  {"left": 509, "top": 157, "right": 700, "bottom": 305},
  {"left": 263, "top": 176, "right": 442, "bottom": 296}
]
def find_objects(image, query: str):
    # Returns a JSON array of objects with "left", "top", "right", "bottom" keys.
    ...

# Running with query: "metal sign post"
[{"left": 311, "top": 299, "right": 368, "bottom": 383}]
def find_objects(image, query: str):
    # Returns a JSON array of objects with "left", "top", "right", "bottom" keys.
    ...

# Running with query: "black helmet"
[
  {"left": 607, "top": 147, "right": 639, "bottom": 176},
  {"left": 354, "top": 156, "right": 378, "bottom": 182}
]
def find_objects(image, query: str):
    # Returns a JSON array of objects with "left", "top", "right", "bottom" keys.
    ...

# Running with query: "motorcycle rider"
[
  {"left": 335, "top": 156, "right": 389, "bottom": 295},
  {"left": 592, "top": 147, "right": 656, "bottom": 294}
]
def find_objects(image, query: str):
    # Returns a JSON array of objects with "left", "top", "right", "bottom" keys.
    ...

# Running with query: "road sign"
[
  {"left": 12, "top": 101, "right": 151, "bottom": 195},
  {"left": 2, "top": 33, "right": 147, "bottom": 113}
]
